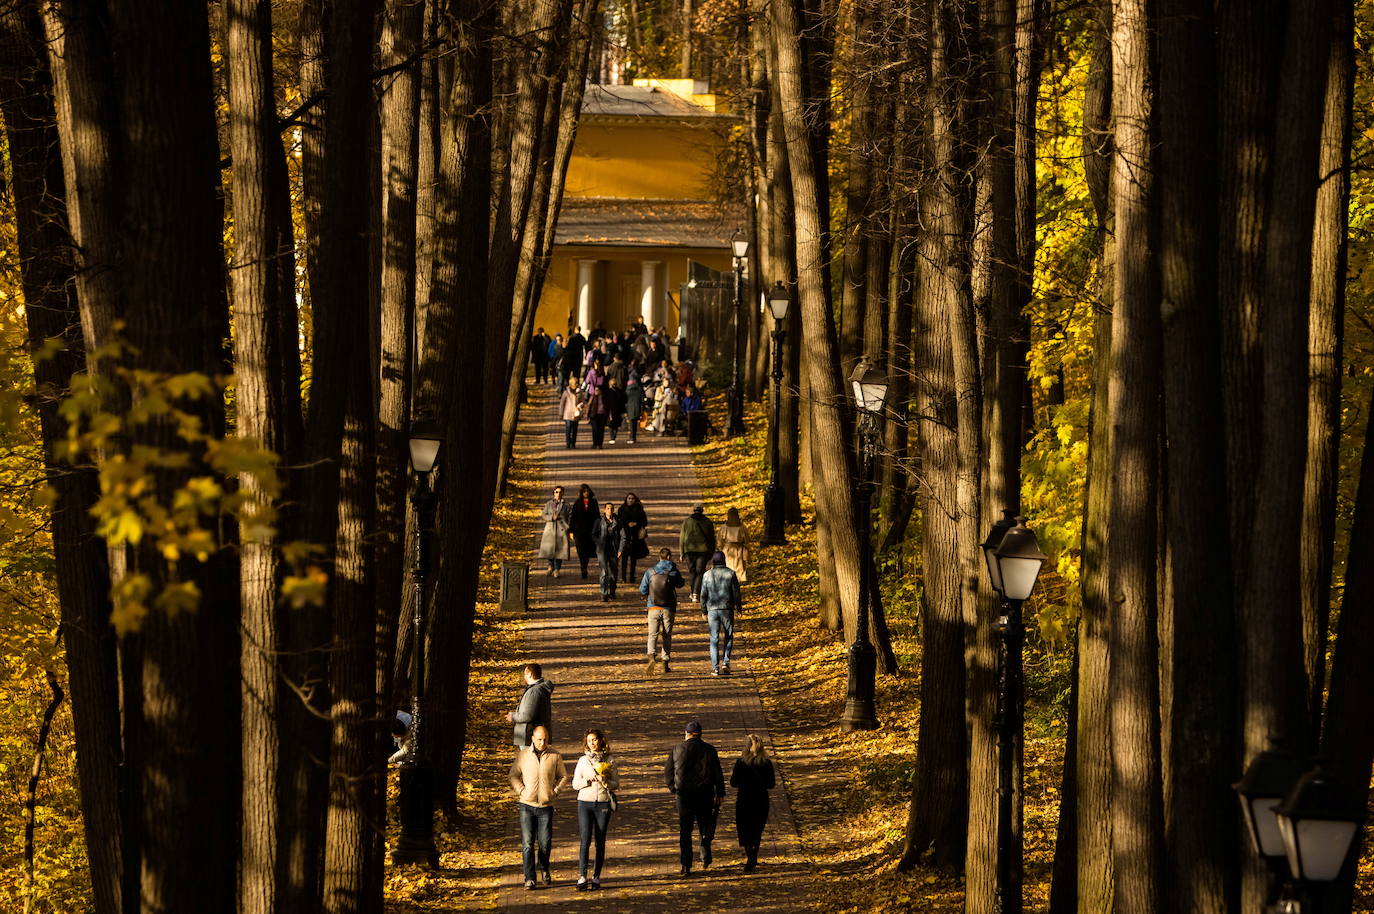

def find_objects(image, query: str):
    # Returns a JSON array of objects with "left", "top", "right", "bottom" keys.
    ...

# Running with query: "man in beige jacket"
[{"left": 509, "top": 725, "right": 569, "bottom": 889}]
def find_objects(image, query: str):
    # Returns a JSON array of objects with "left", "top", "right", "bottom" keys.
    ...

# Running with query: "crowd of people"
[
  {"left": 503, "top": 663, "right": 778, "bottom": 890},
  {"left": 530, "top": 318, "right": 710, "bottom": 449}
]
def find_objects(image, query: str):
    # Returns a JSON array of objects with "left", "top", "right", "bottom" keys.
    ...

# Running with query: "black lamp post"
[
  {"left": 727, "top": 227, "right": 748, "bottom": 437},
  {"left": 761, "top": 281, "right": 790, "bottom": 546},
  {"left": 392, "top": 415, "right": 442, "bottom": 868},
  {"left": 1236, "top": 753, "right": 1362, "bottom": 913},
  {"left": 983, "top": 513, "right": 1046, "bottom": 914},
  {"left": 840, "top": 360, "right": 887, "bottom": 732}
]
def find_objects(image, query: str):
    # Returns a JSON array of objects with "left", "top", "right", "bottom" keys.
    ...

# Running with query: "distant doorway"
[{"left": 620, "top": 276, "right": 640, "bottom": 331}]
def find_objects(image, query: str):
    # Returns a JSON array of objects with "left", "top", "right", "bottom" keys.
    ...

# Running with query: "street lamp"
[
  {"left": 1236, "top": 753, "right": 1362, "bottom": 913},
  {"left": 984, "top": 513, "right": 1046, "bottom": 914},
  {"left": 761, "top": 281, "right": 790, "bottom": 546},
  {"left": 840, "top": 360, "right": 886, "bottom": 732},
  {"left": 393, "top": 413, "right": 442, "bottom": 867},
  {"left": 728, "top": 227, "right": 749, "bottom": 437}
]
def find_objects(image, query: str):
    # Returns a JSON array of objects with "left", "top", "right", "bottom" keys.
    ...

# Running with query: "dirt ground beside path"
[{"left": 498, "top": 385, "right": 819, "bottom": 913}]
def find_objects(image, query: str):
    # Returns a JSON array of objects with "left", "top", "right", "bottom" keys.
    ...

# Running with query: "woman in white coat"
[
  {"left": 539, "top": 485, "right": 573, "bottom": 576},
  {"left": 571, "top": 729, "right": 620, "bottom": 889}
]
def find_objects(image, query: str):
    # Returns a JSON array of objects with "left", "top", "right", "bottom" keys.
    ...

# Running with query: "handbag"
[{"left": 606, "top": 788, "right": 618, "bottom": 812}]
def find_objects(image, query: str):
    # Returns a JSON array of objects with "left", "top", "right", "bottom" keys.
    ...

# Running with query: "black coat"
[
  {"left": 616, "top": 501, "right": 649, "bottom": 559},
  {"left": 569, "top": 496, "right": 599, "bottom": 556},
  {"left": 665, "top": 737, "right": 725, "bottom": 798},
  {"left": 593, "top": 514, "right": 621, "bottom": 560},
  {"left": 730, "top": 758, "right": 775, "bottom": 847},
  {"left": 530, "top": 333, "right": 550, "bottom": 364}
]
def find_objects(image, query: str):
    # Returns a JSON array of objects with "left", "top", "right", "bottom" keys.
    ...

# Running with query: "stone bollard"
[{"left": 500, "top": 561, "right": 529, "bottom": 613}]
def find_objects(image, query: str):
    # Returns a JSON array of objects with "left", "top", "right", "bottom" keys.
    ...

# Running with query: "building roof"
[
  {"left": 554, "top": 197, "right": 743, "bottom": 249},
  {"left": 581, "top": 84, "right": 727, "bottom": 120}
]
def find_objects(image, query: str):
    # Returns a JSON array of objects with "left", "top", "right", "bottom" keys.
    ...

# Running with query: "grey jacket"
[
  {"left": 699, "top": 565, "right": 740, "bottom": 612},
  {"left": 511, "top": 678, "right": 554, "bottom": 747}
]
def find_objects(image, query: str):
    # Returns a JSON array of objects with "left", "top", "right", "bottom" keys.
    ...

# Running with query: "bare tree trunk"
[
  {"left": 1, "top": 9, "right": 121, "bottom": 911},
  {"left": 838, "top": 0, "right": 877, "bottom": 376},
  {"left": 108, "top": 0, "right": 241, "bottom": 907},
  {"left": 772, "top": 0, "right": 863, "bottom": 642},
  {"left": 1155, "top": 0, "right": 1237, "bottom": 909},
  {"left": 225, "top": 0, "right": 304, "bottom": 908},
  {"left": 1302, "top": 0, "right": 1350, "bottom": 738}
]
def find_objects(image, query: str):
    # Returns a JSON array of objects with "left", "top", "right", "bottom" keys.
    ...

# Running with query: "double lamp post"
[{"left": 392, "top": 415, "right": 443, "bottom": 868}]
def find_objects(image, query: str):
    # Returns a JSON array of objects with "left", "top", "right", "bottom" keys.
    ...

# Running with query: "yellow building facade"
[{"left": 533, "top": 79, "right": 741, "bottom": 338}]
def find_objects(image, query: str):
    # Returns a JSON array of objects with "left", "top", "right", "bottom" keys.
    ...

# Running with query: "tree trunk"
[
  {"left": 772, "top": 0, "right": 863, "bottom": 644},
  {"left": 225, "top": 0, "right": 304, "bottom": 908},
  {"left": 422, "top": 0, "right": 494, "bottom": 819},
  {"left": 0, "top": 9, "right": 122, "bottom": 911},
  {"left": 1155, "top": 0, "right": 1238, "bottom": 909},
  {"left": 107, "top": 0, "right": 241, "bottom": 908},
  {"left": 1106, "top": 2, "right": 1164, "bottom": 909}
]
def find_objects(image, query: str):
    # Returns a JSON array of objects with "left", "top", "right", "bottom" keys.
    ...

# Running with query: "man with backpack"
[{"left": 639, "top": 547, "right": 686, "bottom": 673}]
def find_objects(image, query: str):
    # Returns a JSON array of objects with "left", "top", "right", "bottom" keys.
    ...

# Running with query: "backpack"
[{"left": 648, "top": 571, "right": 675, "bottom": 607}]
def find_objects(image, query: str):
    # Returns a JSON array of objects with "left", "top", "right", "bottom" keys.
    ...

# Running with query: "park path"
[{"left": 498, "top": 384, "right": 816, "bottom": 913}]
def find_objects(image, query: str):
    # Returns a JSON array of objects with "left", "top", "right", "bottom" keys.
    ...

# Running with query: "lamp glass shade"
[
  {"left": 980, "top": 511, "right": 1016, "bottom": 597},
  {"left": 992, "top": 519, "right": 1047, "bottom": 601},
  {"left": 1233, "top": 747, "right": 1309, "bottom": 860},
  {"left": 1274, "top": 766, "right": 1362, "bottom": 882},
  {"left": 1243, "top": 796, "right": 1288, "bottom": 858},
  {"left": 848, "top": 363, "right": 889, "bottom": 414},
  {"left": 409, "top": 436, "right": 441, "bottom": 473},
  {"left": 768, "top": 284, "right": 790, "bottom": 321},
  {"left": 982, "top": 544, "right": 1004, "bottom": 595},
  {"left": 731, "top": 229, "right": 749, "bottom": 259}
]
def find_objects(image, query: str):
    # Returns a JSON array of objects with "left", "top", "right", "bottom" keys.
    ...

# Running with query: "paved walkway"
[{"left": 499, "top": 384, "right": 815, "bottom": 912}]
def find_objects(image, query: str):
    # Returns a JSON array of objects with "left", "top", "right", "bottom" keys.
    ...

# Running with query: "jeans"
[
  {"left": 564, "top": 419, "right": 579, "bottom": 448},
  {"left": 557, "top": 367, "right": 569, "bottom": 390},
  {"left": 647, "top": 607, "right": 675, "bottom": 659},
  {"left": 577, "top": 800, "right": 612, "bottom": 878},
  {"left": 707, "top": 609, "right": 734, "bottom": 669},
  {"left": 676, "top": 789, "right": 718, "bottom": 870},
  {"left": 597, "top": 548, "right": 618, "bottom": 597},
  {"left": 686, "top": 552, "right": 710, "bottom": 596},
  {"left": 534, "top": 360, "right": 548, "bottom": 384},
  {"left": 547, "top": 558, "right": 563, "bottom": 572},
  {"left": 619, "top": 551, "right": 637, "bottom": 584},
  {"left": 519, "top": 803, "right": 553, "bottom": 883}
]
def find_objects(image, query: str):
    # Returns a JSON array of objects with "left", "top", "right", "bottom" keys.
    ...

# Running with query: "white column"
[
  {"left": 576, "top": 259, "right": 596, "bottom": 332},
  {"left": 639, "top": 260, "right": 660, "bottom": 330}
]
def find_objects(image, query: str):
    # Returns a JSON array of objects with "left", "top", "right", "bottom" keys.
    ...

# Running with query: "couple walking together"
[{"left": 641, "top": 543, "right": 742, "bottom": 676}]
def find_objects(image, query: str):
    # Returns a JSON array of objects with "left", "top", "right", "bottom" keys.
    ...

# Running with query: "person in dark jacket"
[
  {"left": 549, "top": 334, "right": 565, "bottom": 389},
  {"left": 678, "top": 505, "right": 717, "bottom": 600},
  {"left": 531, "top": 328, "right": 551, "bottom": 384},
  {"left": 699, "top": 551, "right": 741, "bottom": 675},
  {"left": 624, "top": 362, "right": 645, "bottom": 444},
  {"left": 504, "top": 663, "right": 554, "bottom": 747},
  {"left": 592, "top": 503, "right": 621, "bottom": 601},
  {"left": 665, "top": 720, "right": 725, "bottom": 877},
  {"left": 616, "top": 493, "right": 649, "bottom": 582},
  {"left": 569, "top": 484, "right": 599, "bottom": 579},
  {"left": 560, "top": 335, "right": 584, "bottom": 392},
  {"left": 639, "top": 548, "right": 685, "bottom": 673},
  {"left": 730, "top": 734, "right": 775, "bottom": 872},
  {"left": 604, "top": 378, "right": 626, "bottom": 445}
]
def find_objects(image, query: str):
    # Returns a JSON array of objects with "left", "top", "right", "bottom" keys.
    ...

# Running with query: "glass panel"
[
  {"left": 998, "top": 555, "right": 1044, "bottom": 601},
  {"left": 1295, "top": 819, "right": 1357, "bottom": 881},
  {"left": 1242, "top": 797, "right": 1283, "bottom": 858},
  {"left": 409, "top": 437, "right": 441, "bottom": 473},
  {"left": 983, "top": 546, "right": 1003, "bottom": 595}
]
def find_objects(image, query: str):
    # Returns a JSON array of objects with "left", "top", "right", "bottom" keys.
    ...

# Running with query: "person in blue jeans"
[
  {"left": 571, "top": 729, "right": 620, "bottom": 889},
  {"left": 698, "top": 551, "right": 741, "bottom": 675},
  {"left": 508, "top": 725, "right": 568, "bottom": 889}
]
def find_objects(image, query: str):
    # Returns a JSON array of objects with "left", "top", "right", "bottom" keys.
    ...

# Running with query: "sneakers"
[
  {"left": 679, "top": 867, "right": 692, "bottom": 878},
  {"left": 689, "top": 592, "right": 698, "bottom": 602},
  {"left": 577, "top": 877, "right": 588, "bottom": 891},
  {"left": 721, "top": 662, "right": 731, "bottom": 674},
  {"left": 541, "top": 871, "right": 552, "bottom": 886},
  {"left": 661, "top": 658, "right": 671, "bottom": 673},
  {"left": 711, "top": 668, "right": 720, "bottom": 676},
  {"left": 591, "top": 878, "right": 601, "bottom": 890},
  {"left": 645, "top": 655, "right": 657, "bottom": 674},
  {"left": 552, "top": 568, "right": 561, "bottom": 578},
  {"left": 524, "top": 879, "right": 536, "bottom": 890}
]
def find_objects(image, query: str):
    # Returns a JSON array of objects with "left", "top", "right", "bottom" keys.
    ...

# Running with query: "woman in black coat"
[
  {"left": 569, "top": 483, "right": 599, "bottom": 579},
  {"left": 615, "top": 492, "right": 649, "bottom": 583},
  {"left": 730, "top": 735, "right": 776, "bottom": 872},
  {"left": 592, "top": 503, "right": 622, "bottom": 601}
]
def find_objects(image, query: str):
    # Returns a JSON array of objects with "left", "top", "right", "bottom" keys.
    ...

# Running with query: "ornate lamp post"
[
  {"left": 1236, "top": 752, "right": 1362, "bottom": 913},
  {"left": 761, "top": 281, "right": 790, "bottom": 546},
  {"left": 392, "top": 415, "right": 442, "bottom": 868},
  {"left": 728, "top": 228, "right": 749, "bottom": 437},
  {"left": 840, "top": 360, "right": 887, "bottom": 732},
  {"left": 983, "top": 513, "right": 1046, "bottom": 914}
]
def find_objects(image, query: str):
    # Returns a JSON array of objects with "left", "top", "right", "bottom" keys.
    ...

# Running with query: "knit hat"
[
  {"left": 685, "top": 720, "right": 702, "bottom": 735},
  {"left": 712, "top": 551, "right": 727, "bottom": 566}
]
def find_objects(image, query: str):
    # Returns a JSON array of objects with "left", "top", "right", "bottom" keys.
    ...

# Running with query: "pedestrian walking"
[
  {"left": 664, "top": 720, "right": 725, "bottom": 877},
  {"left": 593, "top": 503, "right": 621, "bottom": 601},
  {"left": 571, "top": 729, "right": 620, "bottom": 890},
  {"left": 720, "top": 507, "right": 750, "bottom": 583},
  {"left": 640, "top": 547, "right": 685, "bottom": 673},
  {"left": 678, "top": 505, "right": 717, "bottom": 600},
  {"left": 560, "top": 336, "right": 584, "bottom": 393},
  {"left": 538, "top": 486, "right": 572, "bottom": 576},
  {"left": 617, "top": 493, "right": 649, "bottom": 582},
  {"left": 509, "top": 725, "right": 569, "bottom": 890},
  {"left": 604, "top": 377, "right": 626, "bottom": 444},
  {"left": 729, "top": 734, "right": 775, "bottom": 872},
  {"left": 624, "top": 362, "right": 645, "bottom": 443},
  {"left": 569, "top": 484, "right": 599, "bottom": 579},
  {"left": 504, "top": 662, "right": 554, "bottom": 746},
  {"left": 560, "top": 376, "right": 584, "bottom": 448},
  {"left": 585, "top": 361, "right": 609, "bottom": 448},
  {"left": 531, "top": 328, "right": 550, "bottom": 384},
  {"left": 549, "top": 334, "right": 565, "bottom": 389},
  {"left": 699, "top": 551, "right": 741, "bottom": 675}
]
